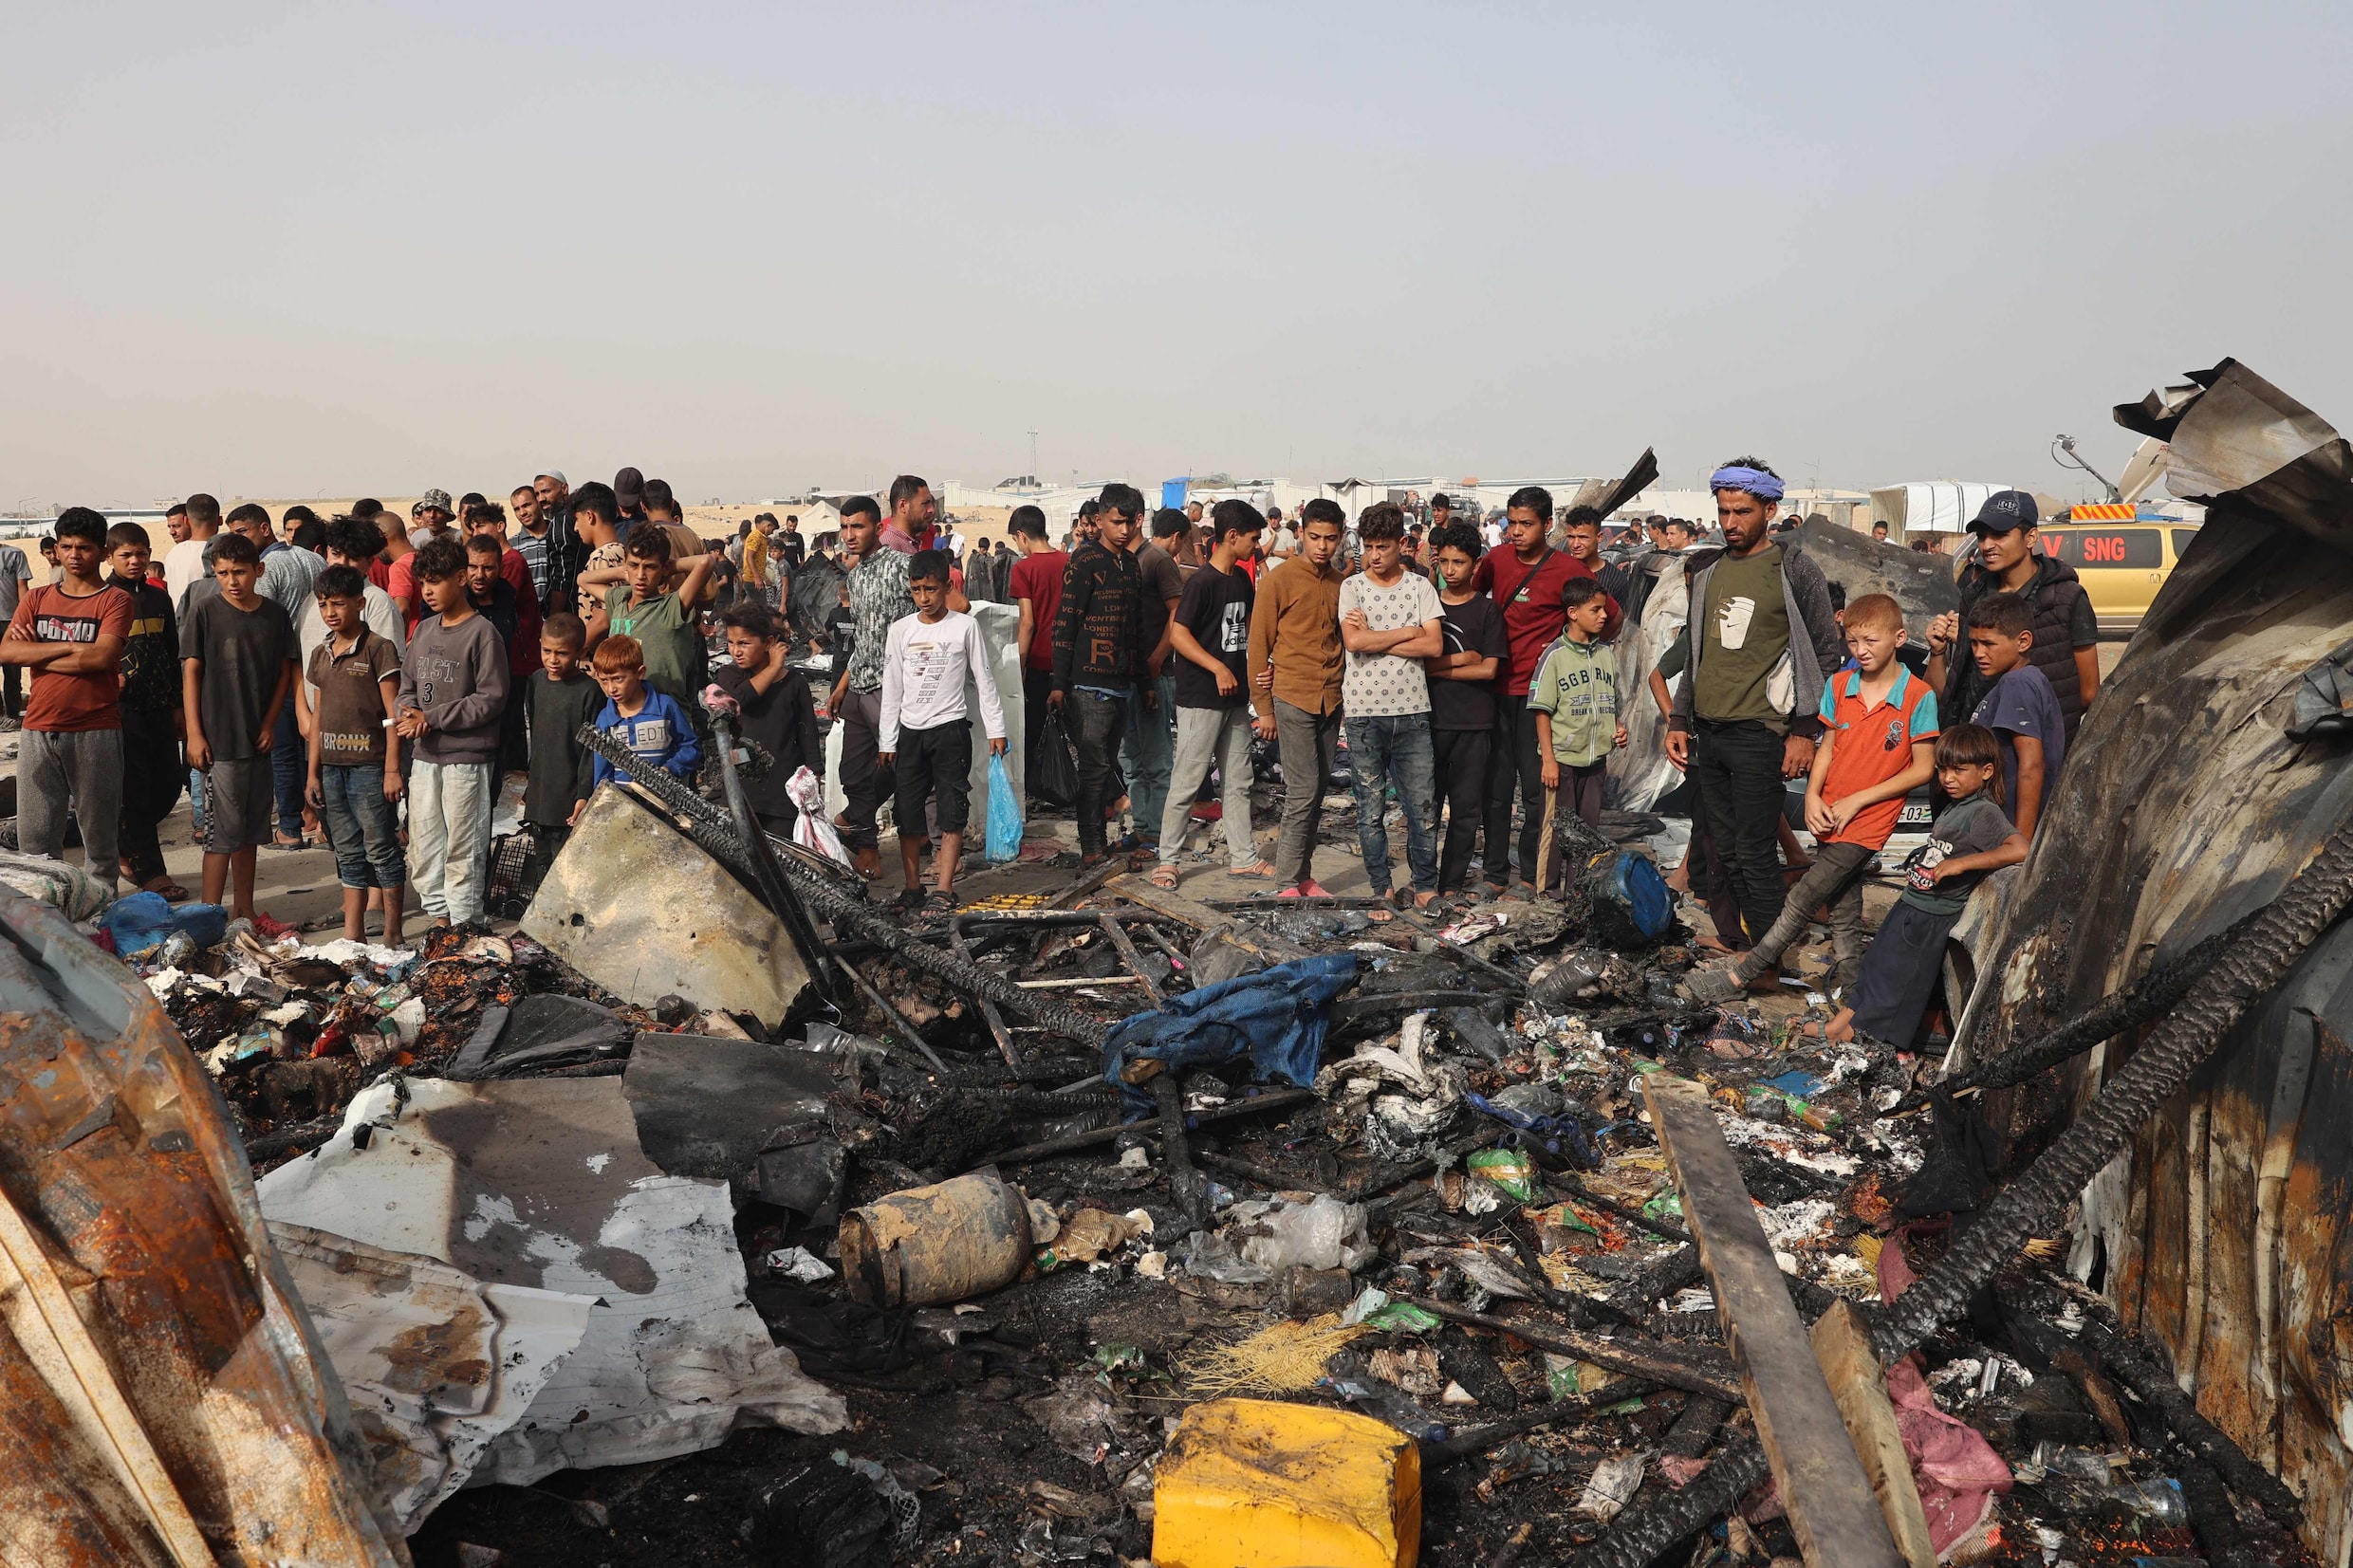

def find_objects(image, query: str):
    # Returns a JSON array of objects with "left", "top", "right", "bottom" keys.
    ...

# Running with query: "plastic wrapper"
[
  {"left": 1466, "top": 1147, "right": 1543, "bottom": 1203},
  {"left": 787, "top": 765, "right": 853, "bottom": 869},
  {"left": 1236, "top": 1193, "right": 1374, "bottom": 1274}
]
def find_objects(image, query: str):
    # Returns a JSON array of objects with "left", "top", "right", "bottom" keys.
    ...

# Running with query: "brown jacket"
[{"left": 1248, "top": 554, "right": 1343, "bottom": 715}]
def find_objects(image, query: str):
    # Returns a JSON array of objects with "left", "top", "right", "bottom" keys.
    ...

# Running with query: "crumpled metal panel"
[
  {"left": 1951, "top": 360, "right": 2353, "bottom": 1563},
  {"left": 0, "top": 887, "right": 409, "bottom": 1565},
  {"left": 521, "top": 783, "right": 821, "bottom": 1024}
]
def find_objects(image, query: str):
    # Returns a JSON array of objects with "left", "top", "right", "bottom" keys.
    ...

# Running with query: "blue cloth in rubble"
[
  {"left": 1102, "top": 953, "right": 1361, "bottom": 1116},
  {"left": 1465, "top": 1091, "right": 1600, "bottom": 1169}
]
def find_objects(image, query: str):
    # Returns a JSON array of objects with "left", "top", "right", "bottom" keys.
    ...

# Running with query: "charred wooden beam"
[{"left": 1644, "top": 1072, "right": 1902, "bottom": 1568}]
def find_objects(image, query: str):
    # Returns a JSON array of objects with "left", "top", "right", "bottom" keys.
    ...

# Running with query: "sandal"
[
  {"left": 1148, "top": 863, "right": 1180, "bottom": 891},
  {"left": 1227, "top": 860, "right": 1281, "bottom": 880},
  {"left": 922, "top": 889, "right": 959, "bottom": 913}
]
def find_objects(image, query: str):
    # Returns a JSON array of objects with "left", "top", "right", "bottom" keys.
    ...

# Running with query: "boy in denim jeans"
[{"left": 303, "top": 564, "right": 406, "bottom": 943}]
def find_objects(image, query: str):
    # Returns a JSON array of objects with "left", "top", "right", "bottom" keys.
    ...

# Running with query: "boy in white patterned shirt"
[{"left": 1336, "top": 503, "right": 1446, "bottom": 912}]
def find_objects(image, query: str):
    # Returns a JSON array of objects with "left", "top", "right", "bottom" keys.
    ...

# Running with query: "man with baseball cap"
[
  {"left": 1925, "top": 489, "right": 2100, "bottom": 742},
  {"left": 614, "top": 468, "right": 648, "bottom": 536}
]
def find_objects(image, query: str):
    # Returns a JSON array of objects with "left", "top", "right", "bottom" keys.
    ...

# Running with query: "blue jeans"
[
  {"left": 1349, "top": 712, "right": 1438, "bottom": 895},
  {"left": 271, "top": 699, "right": 306, "bottom": 839},
  {"left": 1121, "top": 673, "right": 1177, "bottom": 842},
  {"left": 316, "top": 765, "right": 406, "bottom": 890}
]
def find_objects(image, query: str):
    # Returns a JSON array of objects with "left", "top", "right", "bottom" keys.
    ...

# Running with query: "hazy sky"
[{"left": 5, "top": 3, "right": 2346, "bottom": 509}]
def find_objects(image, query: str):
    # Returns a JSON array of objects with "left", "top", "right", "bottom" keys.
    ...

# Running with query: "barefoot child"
[
  {"left": 879, "top": 550, "right": 1007, "bottom": 912},
  {"left": 302, "top": 564, "right": 406, "bottom": 943},
  {"left": 1687, "top": 593, "right": 1936, "bottom": 1002},
  {"left": 180, "top": 531, "right": 297, "bottom": 920},
  {"left": 1821, "top": 724, "right": 2026, "bottom": 1045}
]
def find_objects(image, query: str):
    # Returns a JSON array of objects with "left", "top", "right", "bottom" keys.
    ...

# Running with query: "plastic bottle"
[{"left": 2103, "top": 1477, "right": 2189, "bottom": 1528}]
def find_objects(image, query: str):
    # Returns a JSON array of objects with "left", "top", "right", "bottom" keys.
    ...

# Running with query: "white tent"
[{"left": 1868, "top": 482, "right": 2010, "bottom": 541}]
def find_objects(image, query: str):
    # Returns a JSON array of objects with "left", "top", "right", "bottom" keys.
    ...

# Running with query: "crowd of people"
[{"left": 0, "top": 459, "right": 2101, "bottom": 1042}]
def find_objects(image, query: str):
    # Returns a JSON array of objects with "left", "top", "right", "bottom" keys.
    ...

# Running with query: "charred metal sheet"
[
  {"left": 1795, "top": 516, "right": 1959, "bottom": 629},
  {"left": 623, "top": 1033, "right": 852, "bottom": 1222},
  {"left": 0, "top": 887, "right": 409, "bottom": 1565},
  {"left": 257, "top": 1076, "right": 848, "bottom": 1486},
  {"left": 1954, "top": 359, "right": 2353, "bottom": 1564}
]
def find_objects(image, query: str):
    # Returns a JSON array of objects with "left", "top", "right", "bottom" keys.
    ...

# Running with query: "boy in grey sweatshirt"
[{"left": 396, "top": 538, "right": 510, "bottom": 927}]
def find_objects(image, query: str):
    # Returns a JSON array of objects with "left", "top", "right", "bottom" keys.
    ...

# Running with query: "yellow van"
[{"left": 2037, "top": 521, "right": 2198, "bottom": 636}]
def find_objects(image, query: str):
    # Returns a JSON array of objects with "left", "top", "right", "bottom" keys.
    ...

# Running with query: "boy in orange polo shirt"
[{"left": 1687, "top": 593, "right": 1936, "bottom": 1002}]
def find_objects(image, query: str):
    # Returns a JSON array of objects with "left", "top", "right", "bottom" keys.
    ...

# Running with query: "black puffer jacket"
[{"left": 1949, "top": 553, "right": 2092, "bottom": 738}]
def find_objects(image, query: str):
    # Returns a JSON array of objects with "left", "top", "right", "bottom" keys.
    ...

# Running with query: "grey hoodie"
[{"left": 1668, "top": 538, "right": 1844, "bottom": 742}]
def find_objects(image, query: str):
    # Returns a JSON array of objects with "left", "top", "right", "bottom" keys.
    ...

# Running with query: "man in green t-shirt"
[{"left": 1663, "top": 459, "right": 1844, "bottom": 951}]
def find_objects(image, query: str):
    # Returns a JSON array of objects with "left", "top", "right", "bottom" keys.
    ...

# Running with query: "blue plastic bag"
[
  {"left": 985, "top": 752, "right": 1023, "bottom": 864},
  {"left": 101, "top": 892, "right": 229, "bottom": 958}
]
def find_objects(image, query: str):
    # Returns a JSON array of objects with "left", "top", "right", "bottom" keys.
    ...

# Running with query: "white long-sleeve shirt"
[{"left": 879, "top": 608, "right": 1005, "bottom": 751}]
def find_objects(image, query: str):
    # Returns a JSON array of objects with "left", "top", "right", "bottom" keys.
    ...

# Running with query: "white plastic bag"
[
  {"left": 1238, "top": 1193, "right": 1374, "bottom": 1274},
  {"left": 786, "top": 766, "right": 853, "bottom": 869}
]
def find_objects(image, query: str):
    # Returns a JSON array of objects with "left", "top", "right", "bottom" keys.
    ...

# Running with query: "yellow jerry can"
[{"left": 1152, "top": 1397, "right": 1420, "bottom": 1568}]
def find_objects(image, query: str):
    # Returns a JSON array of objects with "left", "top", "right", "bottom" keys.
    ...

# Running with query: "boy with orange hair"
[
  {"left": 586, "top": 633, "right": 701, "bottom": 796},
  {"left": 1688, "top": 592, "right": 1936, "bottom": 1002}
]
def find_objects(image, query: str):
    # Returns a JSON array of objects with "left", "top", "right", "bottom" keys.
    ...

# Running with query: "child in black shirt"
[
  {"left": 712, "top": 602, "right": 822, "bottom": 837},
  {"left": 523, "top": 613, "right": 604, "bottom": 882},
  {"left": 1824, "top": 724, "right": 2026, "bottom": 1046},
  {"left": 105, "top": 523, "right": 187, "bottom": 896}
]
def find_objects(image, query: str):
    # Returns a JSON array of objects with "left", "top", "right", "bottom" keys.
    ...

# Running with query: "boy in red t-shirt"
[
  {"left": 1005, "top": 505, "right": 1069, "bottom": 798},
  {"left": 1687, "top": 593, "right": 1936, "bottom": 1001},
  {"left": 1467, "top": 487, "right": 1617, "bottom": 895},
  {"left": 1, "top": 507, "right": 132, "bottom": 892}
]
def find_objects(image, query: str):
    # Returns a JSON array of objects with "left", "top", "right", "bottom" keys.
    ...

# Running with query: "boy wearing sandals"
[
  {"left": 1152, "top": 500, "right": 1276, "bottom": 891},
  {"left": 1336, "top": 503, "right": 1446, "bottom": 913},
  {"left": 879, "top": 550, "right": 1006, "bottom": 913}
]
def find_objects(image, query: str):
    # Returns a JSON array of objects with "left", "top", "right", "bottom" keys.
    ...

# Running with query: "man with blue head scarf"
[{"left": 1662, "top": 458, "right": 1846, "bottom": 969}]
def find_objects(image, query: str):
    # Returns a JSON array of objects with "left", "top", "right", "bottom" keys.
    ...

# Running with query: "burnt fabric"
[{"left": 1102, "top": 953, "right": 1359, "bottom": 1115}]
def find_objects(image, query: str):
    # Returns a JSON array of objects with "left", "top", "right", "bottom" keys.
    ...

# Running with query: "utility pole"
[{"left": 1028, "top": 430, "right": 1039, "bottom": 483}]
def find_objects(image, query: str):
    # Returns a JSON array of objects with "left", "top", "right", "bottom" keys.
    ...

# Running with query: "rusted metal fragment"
[{"left": 0, "top": 887, "right": 409, "bottom": 1564}]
